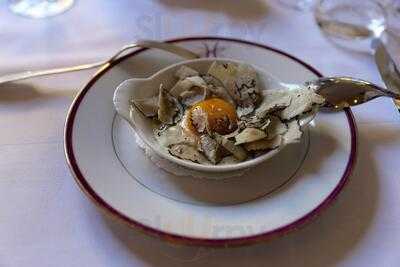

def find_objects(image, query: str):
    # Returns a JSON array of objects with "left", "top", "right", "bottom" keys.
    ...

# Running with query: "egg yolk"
[{"left": 190, "top": 98, "right": 238, "bottom": 135}]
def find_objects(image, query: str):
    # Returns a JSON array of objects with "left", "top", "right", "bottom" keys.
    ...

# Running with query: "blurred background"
[{"left": 2, "top": 0, "right": 399, "bottom": 77}]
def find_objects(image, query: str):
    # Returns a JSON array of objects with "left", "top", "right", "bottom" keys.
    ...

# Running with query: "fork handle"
[
  {"left": 0, "top": 61, "right": 106, "bottom": 84},
  {"left": 0, "top": 40, "right": 200, "bottom": 85}
]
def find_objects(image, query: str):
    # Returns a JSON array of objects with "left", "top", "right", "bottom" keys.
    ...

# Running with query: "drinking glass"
[
  {"left": 314, "top": 0, "right": 387, "bottom": 53},
  {"left": 9, "top": 0, "right": 74, "bottom": 18}
]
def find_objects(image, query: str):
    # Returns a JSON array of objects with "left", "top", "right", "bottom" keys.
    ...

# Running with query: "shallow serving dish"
[{"left": 113, "top": 58, "right": 318, "bottom": 173}]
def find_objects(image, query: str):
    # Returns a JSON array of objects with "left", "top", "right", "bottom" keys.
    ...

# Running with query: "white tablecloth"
[{"left": 1, "top": 1, "right": 400, "bottom": 266}]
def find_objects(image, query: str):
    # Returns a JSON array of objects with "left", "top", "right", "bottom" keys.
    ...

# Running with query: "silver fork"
[{"left": 0, "top": 40, "right": 200, "bottom": 85}]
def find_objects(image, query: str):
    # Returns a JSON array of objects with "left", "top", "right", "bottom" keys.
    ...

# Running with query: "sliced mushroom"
[
  {"left": 169, "top": 76, "right": 207, "bottom": 98},
  {"left": 155, "top": 125, "right": 197, "bottom": 148},
  {"left": 277, "top": 88, "right": 325, "bottom": 120},
  {"left": 237, "top": 106, "right": 255, "bottom": 118},
  {"left": 241, "top": 115, "right": 270, "bottom": 129},
  {"left": 191, "top": 106, "right": 208, "bottom": 134},
  {"left": 260, "top": 119, "right": 271, "bottom": 131},
  {"left": 215, "top": 134, "right": 248, "bottom": 161},
  {"left": 234, "top": 64, "right": 262, "bottom": 116},
  {"left": 180, "top": 86, "right": 209, "bottom": 107},
  {"left": 131, "top": 96, "right": 158, "bottom": 117},
  {"left": 266, "top": 116, "right": 288, "bottom": 139},
  {"left": 255, "top": 90, "right": 292, "bottom": 119},
  {"left": 221, "top": 128, "right": 241, "bottom": 139},
  {"left": 169, "top": 144, "right": 210, "bottom": 164},
  {"left": 175, "top": 65, "right": 199, "bottom": 80},
  {"left": 235, "top": 127, "right": 267, "bottom": 145},
  {"left": 157, "top": 85, "right": 183, "bottom": 124},
  {"left": 179, "top": 110, "right": 197, "bottom": 135},
  {"left": 282, "top": 120, "right": 302, "bottom": 144},
  {"left": 207, "top": 61, "right": 238, "bottom": 88},
  {"left": 243, "top": 135, "right": 282, "bottom": 151},
  {"left": 199, "top": 134, "right": 226, "bottom": 164},
  {"left": 207, "top": 62, "right": 261, "bottom": 116},
  {"left": 201, "top": 74, "right": 225, "bottom": 88}
]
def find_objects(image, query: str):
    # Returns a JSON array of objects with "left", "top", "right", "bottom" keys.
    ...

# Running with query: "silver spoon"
[
  {"left": 307, "top": 76, "right": 400, "bottom": 110},
  {"left": 0, "top": 40, "right": 199, "bottom": 84}
]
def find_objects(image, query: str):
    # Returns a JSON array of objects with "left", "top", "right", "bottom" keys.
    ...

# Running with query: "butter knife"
[{"left": 374, "top": 37, "right": 400, "bottom": 112}]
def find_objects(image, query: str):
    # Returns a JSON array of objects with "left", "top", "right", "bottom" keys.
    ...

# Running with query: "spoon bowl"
[
  {"left": 308, "top": 76, "right": 400, "bottom": 109},
  {"left": 281, "top": 75, "right": 400, "bottom": 110}
]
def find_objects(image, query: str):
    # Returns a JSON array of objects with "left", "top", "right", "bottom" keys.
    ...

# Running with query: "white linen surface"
[{"left": 0, "top": 1, "right": 399, "bottom": 266}]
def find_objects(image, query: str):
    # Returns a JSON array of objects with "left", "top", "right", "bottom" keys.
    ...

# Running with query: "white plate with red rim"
[{"left": 65, "top": 37, "right": 357, "bottom": 246}]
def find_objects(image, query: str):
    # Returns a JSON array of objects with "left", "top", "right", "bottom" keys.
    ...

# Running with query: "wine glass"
[
  {"left": 314, "top": 0, "right": 387, "bottom": 53},
  {"left": 9, "top": 0, "right": 74, "bottom": 18}
]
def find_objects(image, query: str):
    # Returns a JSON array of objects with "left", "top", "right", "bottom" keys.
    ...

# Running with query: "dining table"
[{"left": 1, "top": 0, "right": 400, "bottom": 266}]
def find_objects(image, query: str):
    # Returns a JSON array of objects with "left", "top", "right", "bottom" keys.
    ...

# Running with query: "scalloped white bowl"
[{"left": 113, "top": 58, "right": 315, "bottom": 173}]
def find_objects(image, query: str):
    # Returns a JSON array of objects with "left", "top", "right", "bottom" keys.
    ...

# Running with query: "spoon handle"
[
  {"left": 376, "top": 86, "right": 400, "bottom": 100},
  {"left": 0, "top": 40, "right": 200, "bottom": 85},
  {"left": 0, "top": 61, "right": 106, "bottom": 84}
]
